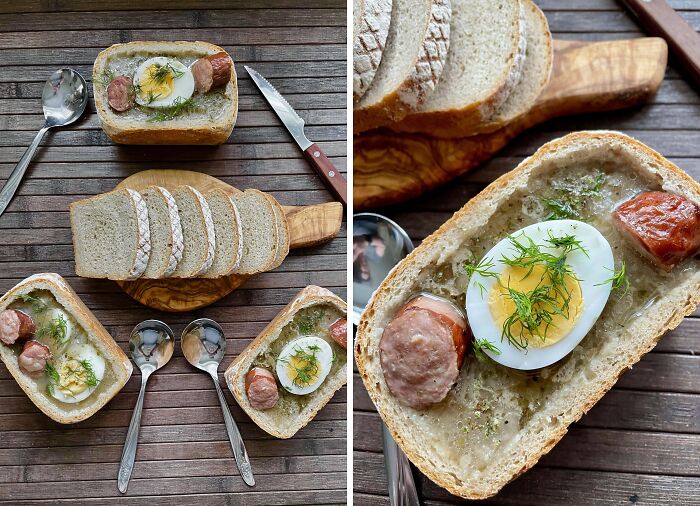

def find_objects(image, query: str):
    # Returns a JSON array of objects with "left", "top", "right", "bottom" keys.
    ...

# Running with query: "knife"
[{"left": 245, "top": 65, "right": 347, "bottom": 206}]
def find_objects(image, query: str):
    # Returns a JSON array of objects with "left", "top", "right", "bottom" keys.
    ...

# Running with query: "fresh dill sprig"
[
  {"left": 472, "top": 339, "right": 500, "bottom": 363},
  {"left": 288, "top": 345, "right": 320, "bottom": 388},
  {"left": 145, "top": 90, "right": 161, "bottom": 104},
  {"left": 78, "top": 359, "right": 99, "bottom": 387},
  {"left": 149, "top": 63, "right": 184, "bottom": 84},
  {"left": 542, "top": 198, "right": 579, "bottom": 220},
  {"left": 36, "top": 315, "right": 69, "bottom": 345},
  {"left": 45, "top": 362, "right": 59, "bottom": 396},
  {"left": 464, "top": 257, "right": 498, "bottom": 296},
  {"left": 544, "top": 232, "right": 589, "bottom": 257},
  {"left": 17, "top": 293, "right": 48, "bottom": 313},
  {"left": 596, "top": 262, "right": 629, "bottom": 295},
  {"left": 145, "top": 96, "right": 197, "bottom": 122},
  {"left": 296, "top": 308, "right": 324, "bottom": 335},
  {"left": 541, "top": 172, "right": 606, "bottom": 221},
  {"left": 93, "top": 68, "right": 115, "bottom": 87}
]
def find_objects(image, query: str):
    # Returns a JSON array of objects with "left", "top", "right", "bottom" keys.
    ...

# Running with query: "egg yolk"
[
  {"left": 286, "top": 353, "right": 320, "bottom": 387},
  {"left": 58, "top": 359, "right": 90, "bottom": 395},
  {"left": 138, "top": 64, "right": 174, "bottom": 101},
  {"left": 488, "top": 264, "right": 583, "bottom": 347}
]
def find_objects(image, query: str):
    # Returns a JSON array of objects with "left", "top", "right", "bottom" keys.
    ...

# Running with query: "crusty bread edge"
[
  {"left": 0, "top": 274, "right": 133, "bottom": 424},
  {"left": 224, "top": 286, "right": 347, "bottom": 439},
  {"left": 354, "top": 130, "right": 700, "bottom": 499},
  {"left": 353, "top": 0, "right": 451, "bottom": 133},
  {"left": 93, "top": 41, "right": 238, "bottom": 145},
  {"left": 265, "top": 193, "right": 290, "bottom": 271}
]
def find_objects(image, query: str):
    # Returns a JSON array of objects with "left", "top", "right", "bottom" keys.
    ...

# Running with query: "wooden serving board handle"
[
  {"left": 284, "top": 202, "right": 343, "bottom": 248},
  {"left": 354, "top": 37, "right": 668, "bottom": 210}
]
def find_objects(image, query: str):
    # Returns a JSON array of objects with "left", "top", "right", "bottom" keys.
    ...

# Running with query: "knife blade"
[{"left": 245, "top": 65, "right": 347, "bottom": 205}]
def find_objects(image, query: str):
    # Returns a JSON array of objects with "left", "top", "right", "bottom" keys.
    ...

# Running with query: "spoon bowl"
[
  {"left": 118, "top": 320, "right": 174, "bottom": 493},
  {"left": 181, "top": 318, "right": 255, "bottom": 487},
  {"left": 0, "top": 68, "right": 88, "bottom": 217}
]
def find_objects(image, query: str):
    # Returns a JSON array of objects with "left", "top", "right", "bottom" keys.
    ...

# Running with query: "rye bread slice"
[
  {"left": 230, "top": 189, "right": 279, "bottom": 274},
  {"left": 265, "top": 193, "right": 290, "bottom": 270},
  {"left": 202, "top": 188, "right": 244, "bottom": 278},
  {"left": 353, "top": 0, "right": 394, "bottom": 102},
  {"left": 141, "top": 186, "right": 184, "bottom": 278},
  {"left": 171, "top": 185, "right": 216, "bottom": 277}
]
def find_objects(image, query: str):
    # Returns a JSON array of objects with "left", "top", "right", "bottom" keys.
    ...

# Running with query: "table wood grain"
[
  {"left": 353, "top": 1, "right": 700, "bottom": 504},
  {"left": 0, "top": 1, "right": 347, "bottom": 504}
]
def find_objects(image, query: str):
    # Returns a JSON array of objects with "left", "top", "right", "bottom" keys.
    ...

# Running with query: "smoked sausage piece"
[
  {"left": 379, "top": 295, "right": 470, "bottom": 409},
  {"left": 106, "top": 75, "right": 134, "bottom": 112},
  {"left": 18, "top": 340, "right": 51, "bottom": 375},
  {"left": 245, "top": 367, "right": 279, "bottom": 410},
  {"left": 192, "top": 52, "right": 232, "bottom": 93},
  {"left": 329, "top": 318, "right": 347, "bottom": 349},
  {"left": 0, "top": 309, "right": 36, "bottom": 345},
  {"left": 613, "top": 191, "right": 700, "bottom": 271}
]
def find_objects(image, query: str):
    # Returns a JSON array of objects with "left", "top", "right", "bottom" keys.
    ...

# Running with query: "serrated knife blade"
[{"left": 245, "top": 65, "right": 347, "bottom": 205}]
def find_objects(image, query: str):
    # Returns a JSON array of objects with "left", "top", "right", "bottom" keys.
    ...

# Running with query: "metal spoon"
[
  {"left": 118, "top": 320, "right": 175, "bottom": 494},
  {"left": 353, "top": 213, "right": 420, "bottom": 506},
  {"left": 0, "top": 68, "right": 87, "bottom": 217},
  {"left": 181, "top": 318, "right": 255, "bottom": 487}
]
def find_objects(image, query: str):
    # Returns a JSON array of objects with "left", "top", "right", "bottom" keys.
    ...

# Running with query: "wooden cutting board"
[
  {"left": 354, "top": 38, "right": 668, "bottom": 209},
  {"left": 115, "top": 169, "right": 343, "bottom": 312}
]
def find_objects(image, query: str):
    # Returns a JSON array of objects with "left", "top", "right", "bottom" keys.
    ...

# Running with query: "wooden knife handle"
[
  {"left": 303, "top": 143, "right": 347, "bottom": 206},
  {"left": 621, "top": 0, "right": 700, "bottom": 89}
]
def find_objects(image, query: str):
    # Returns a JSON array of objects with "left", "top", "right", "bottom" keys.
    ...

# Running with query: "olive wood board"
[
  {"left": 115, "top": 169, "right": 343, "bottom": 312},
  {"left": 354, "top": 37, "right": 668, "bottom": 209}
]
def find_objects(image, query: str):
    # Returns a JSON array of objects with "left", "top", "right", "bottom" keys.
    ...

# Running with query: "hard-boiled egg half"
[
  {"left": 276, "top": 336, "right": 334, "bottom": 395},
  {"left": 49, "top": 342, "right": 105, "bottom": 403},
  {"left": 466, "top": 220, "right": 615, "bottom": 370},
  {"left": 133, "top": 57, "right": 194, "bottom": 108}
]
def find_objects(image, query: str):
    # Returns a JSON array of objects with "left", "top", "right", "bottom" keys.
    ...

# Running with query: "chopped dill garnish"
[
  {"left": 93, "top": 68, "right": 115, "bottom": 87},
  {"left": 45, "top": 362, "right": 59, "bottom": 396},
  {"left": 464, "top": 257, "right": 498, "bottom": 296},
  {"left": 145, "top": 90, "right": 161, "bottom": 104},
  {"left": 17, "top": 293, "right": 48, "bottom": 313},
  {"left": 296, "top": 308, "right": 324, "bottom": 335},
  {"left": 596, "top": 262, "right": 629, "bottom": 295},
  {"left": 285, "top": 345, "right": 321, "bottom": 388},
  {"left": 472, "top": 339, "right": 500, "bottom": 363},
  {"left": 542, "top": 198, "right": 578, "bottom": 220},
  {"left": 544, "top": 232, "right": 589, "bottom": 257},
  {"left": 145, "top": 96, "right": 197, "bottom": 122},
  {"left": 78, "top": 359, "right": 99, "bottom": 387},
  {"left": 541, "top": 172, "right": 606, "bottom": 220},
  {"left": 36, "top": 315, "right": 69, "bottom": 345},
  {"left": 149, "top": 62, "right": 184, "bottom": 84}
]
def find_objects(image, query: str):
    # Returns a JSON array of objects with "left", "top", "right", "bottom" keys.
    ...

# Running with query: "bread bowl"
[
  {"left": 93, "top": 41, "right": 238, "bottom": 144},
  {"left": 355, "top": 131, "right": 700, "bottom": 498},
  {"left": 0, "top": 273, "right": 132, "bottom": 424},
  {"left": 225, "top": 285, "right": 347, "bottom": 438}
]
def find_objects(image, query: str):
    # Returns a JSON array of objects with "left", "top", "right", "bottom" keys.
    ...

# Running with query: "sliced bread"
[
  {"left": 265, "top": 194, "right": 290, "bottom": 270},
  {"left": 202, "top": 188, "right": 244, "bottom": 279},
  {"left": 353, "top": 0, "right": 394, "bottom": 102},
  {"left": 171, "top": 186, "right": 216, "bottom": 277},
  {"left": 70, "top": 188, "right": 151, "bottom": 281},
  {"left": 354, "top": 0, "right": 451, "bottom": 133},
  {"left": 466, "top": 0, "right": 552, "bottom": 135},
  {"left": 390, "top": 0, "right": 527, "bottom": 137},
  {"left": 230, "top": 189, "right": 279, "bottom": 275},
  {"left": 141, "top": 186, "right": 184, "bottom": 279}
]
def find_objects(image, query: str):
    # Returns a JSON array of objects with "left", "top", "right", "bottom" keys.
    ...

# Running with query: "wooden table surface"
[
  {"left": 0, "top": 1, "right": 347, "bottom": 504},
  {"left": 353, "top": 1, "right": 700, "bottom": 505}
]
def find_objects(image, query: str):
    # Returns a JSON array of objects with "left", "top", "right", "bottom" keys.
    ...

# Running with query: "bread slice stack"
[
  {"left": 353, "top": 0, "right": 553, "bottom": 138},
  {"left": 70, "top": 185, "right": 290, "bottom": 281}
]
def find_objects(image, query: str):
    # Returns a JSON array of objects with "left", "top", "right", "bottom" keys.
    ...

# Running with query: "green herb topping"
[
  {"left": 472, "top": 339, "right": 501, "bottom": 363},
  {"left": 144, "top": 96, "right": 197, "bottom": 122},
  {"left": 36, "top": 315, "right": 69, "bottom": 345},
  {"left": 17, "top": 293, "right": 48, "bottom": 313},
  {"left": 541, "top": 172, "right": 606, "bottom": 220}
]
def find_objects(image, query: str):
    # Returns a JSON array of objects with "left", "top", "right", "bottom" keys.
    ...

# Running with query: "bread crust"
[
  {"left": 353, "top": 0, "right": 393, "bottom": 102},
  {"left": 224, "top": 286, "right": 347, "bottom": 439},
  {"left": 0, "top": 274, "right": 133, "bottom": 424},
  {"left": 355, "top": 131, "right": 700, "bottom": 499},
  {"left": 93, "top": 41, "right": 238, "bottom": 145},
  {"left": 354, "top": 0, "right": 451, "bottom": 133},
  {"left": 389, "top": 0, "right": 527, "bottom": 137}
]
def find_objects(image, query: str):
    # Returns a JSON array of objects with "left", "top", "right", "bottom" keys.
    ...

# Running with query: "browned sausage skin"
[
  {"left": 192, "top": 52, "right": 232, "bottom": 93},
  {"left": 18, "top": 340, "right": 51, "bottom": 375},
  {"left": 379, "top": 294, "right": 470, "bottom": 409},
  {"left": 329, "top": 318, "right": 347, "bottom": 349},
  {"left": 0, "top": 309, "right": 36, "bottom": 345},
  {"left": 613, "top": 191, "right": 700, "bottom": 271},
  {"left": 245, "top": 367, "right": 279, "bottom": 410},
  {"left": 106, "top": 75, "right": 134, "bottom": 112}
]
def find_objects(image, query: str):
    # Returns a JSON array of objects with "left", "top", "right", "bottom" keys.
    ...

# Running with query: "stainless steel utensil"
[
  {"left": 0, "top": 68, "right": 87, "bottom": 217},
  {"left": 118, "top": 320, "right": 175, "bottom": 493},
  {"left": 181, "top": 318, "right": 255, "bottom": 487},
  {"left": 353, "top": 213, "right": 420, "bottom": 506}
]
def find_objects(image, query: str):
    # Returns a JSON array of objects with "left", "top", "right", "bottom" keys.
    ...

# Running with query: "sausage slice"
[
  {"left": 192, "top": 52, "right": 232, "bottom": 93},
  {"left": 329, "top": 318, "right": 347, "bottom": 349},
  {"left": 379, "top": 295, "right": 469, "bottom": 409},
  {"left": 613, "top": 191, "right": 700, "bottom": 271},
  {"left": 106, "top": 75, "right": 134, "bottom": 112},
  {"left": 245, "top": 367, "right": 279, "bottom": 410},
  {"left": 0, "top": 309, "right": 36, "bottom": 345},
  {"left": 18, "top": 340, "right": 51, "bottom": 375}
]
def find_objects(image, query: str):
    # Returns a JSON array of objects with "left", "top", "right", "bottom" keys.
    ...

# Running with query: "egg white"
[
  {"left": 133, "top": 57, "right": 195, "bottom": 108},
  {"left": 466, "top": 220, "right": 614, "bottom": 370},
  {"left": 50, "top": 342, "right": 105, "bottom": 404},
  {"left": 276, "top": 336, "right": 333, "bottom": 395}
]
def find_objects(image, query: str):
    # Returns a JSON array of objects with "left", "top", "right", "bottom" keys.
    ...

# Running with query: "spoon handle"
[
  {"left": 0, "top": 125, "right": 49, "bottom": 217},
  {"left": 212, "top": 373, "right": 255, "bottom": 486},
  {"left": 118, "top": 372, "right": 149, "bottom": 493}
]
